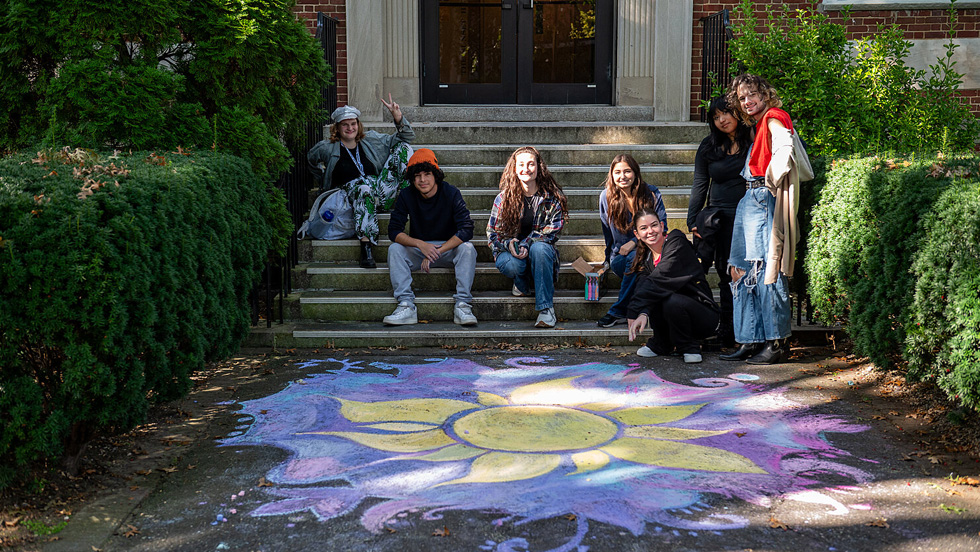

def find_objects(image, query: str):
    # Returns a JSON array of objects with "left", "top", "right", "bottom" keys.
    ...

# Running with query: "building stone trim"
[{"left": 652, "top": 0, "right": 693, "bottom": 121}]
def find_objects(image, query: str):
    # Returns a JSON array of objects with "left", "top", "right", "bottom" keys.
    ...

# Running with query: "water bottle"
[{"left": 321, "top": 208, "right": 334, "bottom": 222}]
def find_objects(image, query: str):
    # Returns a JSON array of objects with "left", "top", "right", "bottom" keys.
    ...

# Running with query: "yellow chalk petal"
[
  {"left": 363, "top": 422, "right": 438, "bottom": 432},
  {"left": 314, "top": 429, "right": 454, "bottom": 453},
  {"left": 601, "top": 437, "right": 766, "bottom": 474},
  {"left": 436, "top": 451, "right": 560, "bottom": 486},
  {"left": 607, "top": 404, "right": 706, "bottom": 426},
  {"left": 414, "top": 444, "right": 486, "bottom": 462},
  {"left": 569, "top": 450, "right": 610, "bottom": 475},
  {"left": 623, "top": 427, "right": 729, "bottom": 440},
  {"left": 476, "top": 392, "right": 510, "bottom": 406},
  {"left": 577, "top": 401, "right": 624, "bottom": 412},
  {"left": 335, "top": 397, "right": 476, "bottom": 424}
]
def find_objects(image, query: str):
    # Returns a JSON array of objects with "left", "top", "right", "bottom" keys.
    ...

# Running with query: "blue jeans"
[
  {"left": 605, "top": 249, "right": 637, "bottom": 319},
  {"left": 495, "top": 241, "right": 558, "bottom": 311},
  {"left": 728, "top": 187, "right": 791, "bottom": 343}
]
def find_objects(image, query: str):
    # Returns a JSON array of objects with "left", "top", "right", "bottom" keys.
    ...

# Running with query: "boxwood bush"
[
  {"left": 907, "top": 176, "right": 980, "bottom": 408},
  {"left": 806, "top": 155, "right": 980, "bottom": 408},
  {"left": 0, "top": 148, "right": 289, "bottom": 486}
]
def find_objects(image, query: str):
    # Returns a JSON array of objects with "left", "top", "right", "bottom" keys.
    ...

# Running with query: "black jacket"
[{"left": 627, "top": 229, "right": 720, "bottom": 319}]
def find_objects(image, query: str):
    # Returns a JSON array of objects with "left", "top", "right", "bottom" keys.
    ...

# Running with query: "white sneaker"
[
  {"left": 454, "top": 302, "right": 478, "bottom": 326},
  {"left": 534, "top": 307, "right": 556, "bottom": 328},
  {"left": 383, "top": 302, "right": 417, "bottom": 325},
  {"left": 512, "top": 284, "right": 533, "bottom": 297},
  {"left": 683, "top": 353, "right": 703, "bottom": 364},
  {"left": 637, "top": 345, "right": 658, "bottom": 357}
]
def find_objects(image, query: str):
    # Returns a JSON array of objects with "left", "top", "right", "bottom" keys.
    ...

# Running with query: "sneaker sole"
[
  {"left": 383, "top": 317, "right": 418, "bottom": 326},
  {"left": 598, "top": 318, "right": 626, "bottom": 328},
  {"left": 454, "top": 317, "right": 478, "bottom": 326}
]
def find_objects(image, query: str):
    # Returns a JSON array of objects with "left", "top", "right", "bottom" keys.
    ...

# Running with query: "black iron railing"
[
  {"left": 700, "top": 10, "right": 733, "bottom": 122},
  {"left": 251, "top": 13, "right": 338, "bottom": 327}
]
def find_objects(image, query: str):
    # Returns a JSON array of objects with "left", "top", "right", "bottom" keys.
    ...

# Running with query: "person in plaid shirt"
[{"left": 486, "top": 147, "right": 568, "bottom": 328}]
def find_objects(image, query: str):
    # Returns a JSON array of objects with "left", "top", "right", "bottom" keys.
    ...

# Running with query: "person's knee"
[
  {"left": 456, "top": 242, "right": 477, "bottom": 261},
  {"left": 528, "top": 241, "right": 556, "bottom": 261},
  {"left": 388, "top": 242, "right": 408, "bottom": 259}
]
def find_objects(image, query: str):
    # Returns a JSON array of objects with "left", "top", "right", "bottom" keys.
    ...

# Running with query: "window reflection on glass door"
[
  {"left": 438, "top": 1, "right": 503, "bottom": 84},
  {"left": 531, "top": 0, "right": 595, "bottom": 84}
]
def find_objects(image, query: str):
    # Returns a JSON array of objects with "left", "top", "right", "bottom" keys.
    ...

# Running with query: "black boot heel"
[
  {"left": 719, "top": 342, "right": 763, "bottom": 361},
  {"left": 359, "top": 241, "right": 377, "bottom": 269}
]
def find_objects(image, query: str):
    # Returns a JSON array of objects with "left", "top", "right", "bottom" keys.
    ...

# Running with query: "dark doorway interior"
[{"left": 421, "top": 0, "right": 613, "bottom": 105}]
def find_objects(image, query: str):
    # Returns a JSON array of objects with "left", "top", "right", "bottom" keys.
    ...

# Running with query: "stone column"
[
  {"left": 616, "top": 0, "right": 656, "bottom": 107},
  {"left": 384, "top": 0, "right": 421, "bottom": 110},
  {"left": 346, "top": 0, "right": 385, "bottom": 120},
  {"left": 652, "top": 0, "right": 693, "bottom": 121}
]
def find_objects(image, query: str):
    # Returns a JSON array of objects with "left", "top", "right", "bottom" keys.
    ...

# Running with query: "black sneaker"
[{"left": 597, "top": 313, "right": 626, "bottom": 327}]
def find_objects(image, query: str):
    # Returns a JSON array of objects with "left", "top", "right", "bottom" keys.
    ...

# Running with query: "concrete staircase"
[{"left": 247, "top": 108, "right": 830, "bottom": 349}]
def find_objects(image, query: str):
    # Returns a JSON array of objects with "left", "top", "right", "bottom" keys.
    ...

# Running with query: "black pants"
[
  {"left": 645, "top": 293, "right": 720, "bottom": 355},
  {"left": 696, "top": 216, "right": 735, "bottom": 331}
]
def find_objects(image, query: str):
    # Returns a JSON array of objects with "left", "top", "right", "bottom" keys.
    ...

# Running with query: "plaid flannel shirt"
[{"left": 486, "top": 191, "right": 565, "bottom": 257}]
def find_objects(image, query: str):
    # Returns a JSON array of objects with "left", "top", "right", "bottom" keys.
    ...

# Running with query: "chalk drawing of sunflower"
[
  {"left": 308, "top": 375, "right": 765, "bottom": 484},
  {"left": 222, "top": 357, "right": 871, "bottom": 547}
]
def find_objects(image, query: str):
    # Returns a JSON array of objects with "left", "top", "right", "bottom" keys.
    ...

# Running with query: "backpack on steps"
[{"left": 297, "top": 188, "right": 356, "bottom": 240}]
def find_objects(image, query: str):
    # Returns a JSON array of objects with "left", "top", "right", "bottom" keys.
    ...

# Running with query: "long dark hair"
[
  {"left": 626, "top": 207, "right": 665, "bottom": 275},
  {"left": 706, "top": 96, "right": 752, "bottom": 159},
  {"left": 602, "top": 154, "right": 654, "bottom": 234},
  {"left": 496, "top": 146, "right": 568, "bottom": 238}
]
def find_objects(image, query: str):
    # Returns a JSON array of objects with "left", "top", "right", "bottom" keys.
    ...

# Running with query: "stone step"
[
  {"left": 453, "top": 187, "right": 691, "bottom": 211},
  {"left": 425, "top": 144, "right": 697, "bottom": 165},
  {"left": 376, "top": 208, "right": 689, "bottom": 236},
  {"left": 300, "top": 235, "right": 701, "bottom": 264},
  {"left": 246, "top": 320, "right": 840, "bottom": 349},
  {"left": 365, "top": 121, "right": 707, "bottom": 145},
  {"left": 444, "top": 163, "right": 694, "bottom": 190},
  {"left": 401, "top": 105, "right": 656, "bottom": 123},
  {"left": 292, "top": 290, "right": 621, "bottom": 322},
  {"left": 293, "top": 262, "right": 721, "bottom": 292}
]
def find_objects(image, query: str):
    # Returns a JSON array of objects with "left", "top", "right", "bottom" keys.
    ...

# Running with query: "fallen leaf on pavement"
[
  {"left": 564, "top": 514, "right": 577, "bottom": 521},
  {"left": 136, "top": 470, "right": 152, "bottom": 476},
  {"left": 122, "top": 524, "right": 140, "bottom": 537},
  {"left": 866, "top": 518, "right": 889, "bottom": 528},
  {"left": 3, "top": 516, "right": 22, "bottom": 527},
  {"left": 768, "top": 516, "right": 789, "bottom": 530},
  {"left": 158, "top": 466, "right": 178, "bottom": 474},
  {"left": 432, "top": 525, "right": 450, "bottom": 537},
  {"left": 257, "top": 477, "right": 274, "bottom": 487}
]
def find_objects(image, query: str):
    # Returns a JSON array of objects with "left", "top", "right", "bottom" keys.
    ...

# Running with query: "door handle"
[
  {"left": 502, "top": 2, "right": 512, "bottom": 8},
  {"left": 522, "top": 0, "right": 533, "bottom": 8}
]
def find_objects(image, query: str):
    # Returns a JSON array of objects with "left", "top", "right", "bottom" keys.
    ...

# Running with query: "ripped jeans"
[{"left": 727, "top": 186, "right": 792, "bottom": 343}]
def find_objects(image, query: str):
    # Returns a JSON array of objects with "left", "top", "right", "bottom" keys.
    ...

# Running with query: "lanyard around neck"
[{"left": 345, "top": 144, "right": 365, "bottom": 177}]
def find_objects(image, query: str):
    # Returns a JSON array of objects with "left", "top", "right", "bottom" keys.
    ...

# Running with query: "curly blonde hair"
[
  {"left": 495, "top": 146, "right": 568, "bottom": 238},
  {"left": 728, "top": 73, "right": 783, "bottom": 125}
]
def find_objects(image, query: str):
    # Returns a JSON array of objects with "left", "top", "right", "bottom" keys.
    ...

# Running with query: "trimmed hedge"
[
  {"left": 806, "top": 155, "right": 980, "bottom": 408},
  {"left": 0, "top": 148, "right": 289, "bottom": 485}
]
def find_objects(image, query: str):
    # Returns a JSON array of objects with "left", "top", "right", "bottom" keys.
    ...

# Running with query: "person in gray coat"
[{"left": 307, "top": 95, "right": 415, "bottom": 267}]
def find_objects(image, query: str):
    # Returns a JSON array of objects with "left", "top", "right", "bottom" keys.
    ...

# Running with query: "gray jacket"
[{"left": 306, "top": 118, "right": 415, "bottom": 191}]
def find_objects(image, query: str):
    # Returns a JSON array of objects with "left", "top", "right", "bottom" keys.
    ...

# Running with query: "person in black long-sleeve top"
[
  {"left": 627, "top": 208, "right": 720, "bottom": 363},
  {"left": 383, "top": 149, "right": 477, "bottom": 326},
  {"left": 686, "top": 96, "right": 752, "bottom": 347}
]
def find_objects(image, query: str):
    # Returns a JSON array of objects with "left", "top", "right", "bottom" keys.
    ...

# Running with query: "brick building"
[{"left": 293, "top": 1, "right": 980, "bottom": 120}]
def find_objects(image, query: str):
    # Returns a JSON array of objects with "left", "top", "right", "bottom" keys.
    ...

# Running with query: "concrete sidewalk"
[{"left": 46, "top": 346, "right": 980, "bottom": 552}]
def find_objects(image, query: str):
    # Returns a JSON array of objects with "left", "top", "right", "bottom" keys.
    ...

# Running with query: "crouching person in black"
[{"left": 626, "top": 207, "right": 720, "bottom": 363}]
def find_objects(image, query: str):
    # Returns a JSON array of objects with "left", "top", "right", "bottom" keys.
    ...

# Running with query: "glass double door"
[{"left": 421, "top": 0, "right": 612, "bottom": 104}]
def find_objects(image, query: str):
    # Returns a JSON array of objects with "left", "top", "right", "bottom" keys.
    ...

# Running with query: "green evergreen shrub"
[
  {"left": 806, "top": 156, "right": 972, "bottom": 369},
  {"left": 728, "top": 0, "right": 979, "bottom": 157},
  {"left": 0, "top": 0, "right": 330, "bottom": 177},
  {"left": 906, "top": 173, "right": 980, "bottom": 408},
  {"left": 0, "top": 148, "right": 289, "bottom": 485}
]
